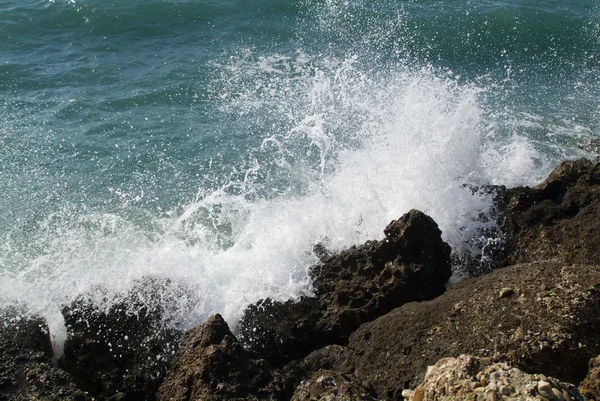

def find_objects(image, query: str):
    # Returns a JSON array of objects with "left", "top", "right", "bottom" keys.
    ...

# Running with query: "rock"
[
  {"left": 499, "top": 287, "right": 515, "bottom": 299},
  {"left": 338, "top": 262, "right": 600, "bottom": 399},
  {"left": 9, "top": 362, "right": 92, "bottom": 401},
  {"left": 538, "top": 380, "right": 554, "bottom": 399},
  {"left": 290, "top": 370, "right": 377, "bottom": 401},
  {"left": 0, "top": 308, "right": 52, "bottom": 394},
  {"left": 60, "top": 278, "right": 184, "bottom": 400},
  {"left": 497, "top": 159, "right": 600, "bottom": 265},
  {"left": 0, "top": 308, "right": 90, "bottom": 401},
  {"left": 239, "top": 210, "right": 452, "bottom": 366},
  {"left": 403, "top": 355, "right": 584, "bottom": 401},
  {"left": 579, "top": 355, "right": 600, "bottom": 400},
  {"left": 277, "top": 345, "right": 347, "bottom": 399},
  {"left": 156, "top": 314, "right": 280, "bottom": 401}
]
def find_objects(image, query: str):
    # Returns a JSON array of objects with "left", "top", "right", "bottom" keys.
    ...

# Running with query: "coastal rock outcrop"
[
  {"left": 0, "top": 308, "right": 90, "bottom": 401},
  {"left": 402, "top": 355, "right": 585, "bottom": 401},
  {"left": 156, "top": 314, "right": 280, "bottom": 401},
  {"left": 498, "top": 159, "right": 600, "bottom": 265},
  {"left": 60, "top": 278, "right": 183, "bottom": 400},
  {"left": 239, "top": 209, "right": 452, "bottom": 366},
  {"left": 337, "top": 262, "right": 600, "bottom": 398}
]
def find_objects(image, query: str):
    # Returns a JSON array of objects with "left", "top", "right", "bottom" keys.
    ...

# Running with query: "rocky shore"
[{"left": 3, "top": 159, "right": 600, "bottom": 401}]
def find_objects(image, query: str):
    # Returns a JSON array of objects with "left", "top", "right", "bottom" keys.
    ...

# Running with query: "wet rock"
[
  {"left": 240, "top": 210, "right": 452, "bottom": 366},
  {"left": 9, "top": 362, "right": 92, "bottom": 401},
  {"left": 497, "top": 159, "right": 600, "bottom": 265},
  {"left": 402, "top": 355, "right": 584, "bottom": 401},
  {"left": 0, "top": 309, "right": 52, "bottom": 394},
  {"left": 579, "top": 355, "right": 600, "bottom": 400},
  {"left": 338, "top": 262, "right": 600, "bottom": 399},
  {"left": 0, "top": 308, "right": 90, "bottom": 401},
  {"left": 291, "top": 370, "right": 377, "bottom": 401},
  {"left": 156, "top": 314, "right": 280, "bottom": 401},
  {"left": 60, "top": 278, "right": 184, "bottom": 401}
]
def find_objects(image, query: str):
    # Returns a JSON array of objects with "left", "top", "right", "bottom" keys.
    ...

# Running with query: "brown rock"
[
  {"left": 279, "top": 345, "right": 346, "bottom": 398},
  {"left": 156, "top": 314, "right": 280, "bottom": 401},
  {"left": 290, "top": 370, "right": 377, "bottom": 401},
  {"left": 403, "top": 355, "right": 584, "bottom": 401},
  {"left": 239, "top": 210, "right": 452, "bottom": 366},
  {"left": 579, "top": 355, "right": 600, "bottom": 400},
  {"left": 338, "top": 262, "right": 600, "bottom": 399},
  {"left": 497, "top": 159, "right": 600, "bottom": 265}
]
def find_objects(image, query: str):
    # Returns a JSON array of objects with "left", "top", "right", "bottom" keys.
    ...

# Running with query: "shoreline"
[{"left": 3, "top": 158, "right": 600, "bottom": 400}]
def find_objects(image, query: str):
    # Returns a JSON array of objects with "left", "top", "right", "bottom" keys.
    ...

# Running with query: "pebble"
[
  {"left": 551, "top": 387, "right": 565, "bottom": 401},
  {"left": 480, "top": 357, "right": 492, "bottom": 365},
  {"left": 537, "top": 380, "right": 554, "bottom": 400},
  {"left": 408, "top": 356, "right": 586, "bottom": 401}
]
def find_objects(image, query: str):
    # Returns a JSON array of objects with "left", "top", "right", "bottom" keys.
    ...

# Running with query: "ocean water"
[{"left": 1, "top": 0, "right": 599, "bottom": 351}]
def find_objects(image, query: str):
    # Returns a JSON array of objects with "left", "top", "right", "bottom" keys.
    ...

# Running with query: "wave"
[{"left": 0, "top": 0, "right": 598, "bottom": 352}]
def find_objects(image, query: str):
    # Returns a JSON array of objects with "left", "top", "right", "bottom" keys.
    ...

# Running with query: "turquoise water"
[{"left": 1, "top": 0, "right": 599, "bottom": 346}]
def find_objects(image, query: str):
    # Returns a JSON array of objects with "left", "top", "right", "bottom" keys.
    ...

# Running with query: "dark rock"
[
  {"left": 278, "top": 345, "right": 346, "bottom": 400},
  {"left": 9, "top": 362, "right": 92, "bottom": 401},
  {"left": 60, "top": 278, "right": 184, "bottom": 401},
  {"left": 580, "top": 355, "right": 600, "bottom": 400},
  {"left": 156, "top": 314, "right": 280, "bottom": 401},
  {"left": 239, "top": 210, "right": 452, "bottom": 367},
  {"left": 338, "top": 262, "right": 600, "bottom": 399},
  {"left": 290, "top": 370, "right": 377, "bottom": 401},
  {"left": 0, "top": 308, "right": 90, "bottom": 401},
  {"left": 497, "top": 159, "right": 600, "bottom": 265}
]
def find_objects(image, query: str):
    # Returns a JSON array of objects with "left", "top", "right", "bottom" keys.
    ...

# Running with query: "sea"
[{"left": 1, "top": 0, "right": 599, "bottom": 352}]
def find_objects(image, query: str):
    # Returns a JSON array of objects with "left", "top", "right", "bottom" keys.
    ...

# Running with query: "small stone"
[
  {"left": 551, "top": 387, "right": 565, "bottom": 401},
  {"left": 499, "top": 288, "right": 515, "bottom": 298},
  {"left": 537, "top": 380, "right": 554, "bottom": 400},
  {"left": 486, "top": 391, "right": 500, "bottom": 401},
  {"left": 412, "top": 386, "right": 425, "bottom": 401},
  {"left": 480, "top": 357, "right": 492, "bottom": 365},
  {"left": 500, "top": 385, "right": 510, "bottom": 396}
]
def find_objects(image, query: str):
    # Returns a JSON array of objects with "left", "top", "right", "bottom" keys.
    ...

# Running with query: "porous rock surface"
[
  {"left": 60, "top": 278, "right": 184, "bottom": 401},
  {"left": 239, "top": 209, "right": 452, "bottom": 366},
  {"left": 337, "top": 262, "right": 600, "bottom": 399},
  {"left": 0, "top": 308, "right": 90, "bottom": 401},
  {"left": 290, "top": 370, "right": 376, "bottom": 401},
  {"left": 156, "top": 314, "right": 280, "bottom": 401},
  {"left": 402, "top": 355, "right": 584, "bottom": 401},
  {"left": 580, "top": 355, "right": 600, "bottom": 400},
  {"left": 498, "top": 159, "right": 600, "bottom": 266}
]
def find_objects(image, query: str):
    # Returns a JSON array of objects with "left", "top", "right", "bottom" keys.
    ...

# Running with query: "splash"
[{"left": 1, "top": 0, "right": 597, "bottom": 354}]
